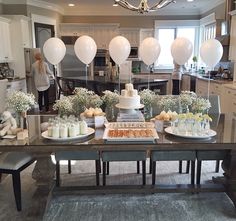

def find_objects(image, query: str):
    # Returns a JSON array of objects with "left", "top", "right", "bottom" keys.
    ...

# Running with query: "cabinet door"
[
  {"left": 119, "top": 28, "right": 140, "bottom": 47},
  {"left": 0, "top": 21, "right": 12, "bottom": 62},
  {"left": 181, "top": 75, "right": 191, "bottom": 91},
  {"left": 21, "top": 19, "right": 31, "bottom": 48},
  {"left": 229, "top": 15, "right": 236, "bottom": 61}
]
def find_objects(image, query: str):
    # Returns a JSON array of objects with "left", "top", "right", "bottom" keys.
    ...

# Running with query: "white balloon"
[
  {"left": 74, "top": 35, "right": 97, "bottom": 65},
  {"left": 109, "top": 36, "right": 131, "bottom": 65},
  {"left": 139, "top": 37, "right": 161, "bottom": 66},
  {"left": 200, "top": 39, "right": 223, "bottom": 68},
  {"left": 43, "top": 37, "right": 66, "bottom": 65},
  {"left": 171, "top": 37, "right": 193, "bottom": 65}
]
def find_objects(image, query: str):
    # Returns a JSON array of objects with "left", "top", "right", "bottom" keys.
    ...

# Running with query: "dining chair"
[
  {"left": 151, "top": 150, "right": 196, "bottom": 186},
  {"left": 101, "top": 151, "right": 147, "bottom": 186},
  {"left": 0, "top": 152, "right": 34, "bottom": 211},
  {"left": 55, "top": 151, "right": 100, "bottom": 186},
  {"left": 179, "top": 94, "right": 221, "bottom": 174}
]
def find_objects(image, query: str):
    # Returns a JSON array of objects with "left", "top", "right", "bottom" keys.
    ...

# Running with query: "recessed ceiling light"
[
  {"left": 187, "top": 0, "right": 194, "bottom": 2},
  {"left": 68, "top": 3, "right": 75, "bottom": 7},
  {"left": 113, "top": 3, "right": 118, "bottom": 7}
]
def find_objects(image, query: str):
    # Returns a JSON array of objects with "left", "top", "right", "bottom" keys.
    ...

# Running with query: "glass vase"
[
  {"left": 15, "top": 111, "right": 27, "bottom": 129},
  {"left": 144, "top": 105, "right": 153, "bottom": 120},
  {"left": 105, "top": 105, "right": 115, "bottom": 122}
]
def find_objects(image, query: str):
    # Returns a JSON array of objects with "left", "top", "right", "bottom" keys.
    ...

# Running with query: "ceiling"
[{"left": 40, "top": 0, "right": 225, "bottom": 16}]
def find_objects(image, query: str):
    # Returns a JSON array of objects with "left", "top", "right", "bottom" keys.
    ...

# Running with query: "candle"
[
  {"left": 60, "top": 124, "right": 68, "bottom": 138},
  {"left": 80, "top": 120, "right": 88, "bottom": 135},
  {"left": 52, "top": 124, "right": 59, "bottom": 138},
  {"left": 69, "top": 124, "right": 76, "bottom": 137}
]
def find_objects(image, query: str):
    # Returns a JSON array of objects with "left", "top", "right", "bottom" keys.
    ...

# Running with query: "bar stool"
[
  {"left": 101, "top": 151, "right": 147, "bottom": 186},
  {"left": 0, "top": 152, "right": 35, "bottom": 211},
  {"left": 55, "top": 151, "right": 100, "bottom": 186},
  {"left": 151, "top": 150, "right": 196, "bottom": 185}
]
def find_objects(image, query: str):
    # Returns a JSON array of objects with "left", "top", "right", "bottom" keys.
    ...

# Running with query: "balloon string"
[
  {"left": 118, "top": 65, "right": 120, "bottom": 95},
  {"left": 85, "top": 64, "right": 88, "bottom": 88}
]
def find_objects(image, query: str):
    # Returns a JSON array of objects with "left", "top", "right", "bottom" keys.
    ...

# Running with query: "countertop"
[{"left": 183, "top": 72, "right": 234, "bottom": 85}]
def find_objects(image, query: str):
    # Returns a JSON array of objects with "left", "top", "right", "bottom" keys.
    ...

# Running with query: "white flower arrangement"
[
  {"left": 158, "top": 95, "right": 179, "bottom": 112},
  {"left": 53, "top": 96, "right": 73, "bottom": 116},
  {"left": 101, "top": 90, "right": 119, "bottom": 106},
  {"left": 179, "top": 91, "right": 197, "bottom": 108},
  {"left": 7, "top": 91, "right": 36, "bottom": 113},
  {"left": 191, "top": 97, "right": 211, "bottom": 114},
  {"left": 139, "top": 89, "right": 156, "bottom": 107},
  {"left": 72, "top": 87, "right": 103, "bottom": 115}
]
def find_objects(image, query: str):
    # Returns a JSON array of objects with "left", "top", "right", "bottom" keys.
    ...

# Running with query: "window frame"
[{"left": 154, "top": 20, "right": 200, "bottom": 70}]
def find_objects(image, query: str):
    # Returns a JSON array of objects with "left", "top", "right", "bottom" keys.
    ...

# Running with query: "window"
[{"left": 154, "top": 20, "right": 199, "bottom": 69}]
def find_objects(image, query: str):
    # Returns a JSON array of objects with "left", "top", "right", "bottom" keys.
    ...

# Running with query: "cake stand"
[{"left": 115, "top": 103, "right": 144, "bottom": 114}]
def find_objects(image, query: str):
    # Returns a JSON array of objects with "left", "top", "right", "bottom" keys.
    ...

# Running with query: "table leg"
[
  {"left": 32, "top": 154, "right": 55, "bottom": 188},
  {"left": 224, "top": 150, "right": 236, "bottom": 208}
]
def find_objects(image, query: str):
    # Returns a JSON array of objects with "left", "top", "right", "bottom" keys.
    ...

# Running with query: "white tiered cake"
[{"left": 117, "top": 83, "right": 142, "bottom": 109}]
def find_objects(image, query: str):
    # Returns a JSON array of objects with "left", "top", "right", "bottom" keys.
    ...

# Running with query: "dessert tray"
[
  {"left": 105, "top": 122, "right": 155, "bottom": 129},
  {"left": 41, "top": 127, "right": 95, "bottom": 141},
  {"left": 103, "top": 128, "right": 159, "bottom": 142},
  {"left": 164, "top": 127, "right": 217, "bottom": 139},
  {"left": 115, "top": 103, "right": 144, "bottom": 110}
]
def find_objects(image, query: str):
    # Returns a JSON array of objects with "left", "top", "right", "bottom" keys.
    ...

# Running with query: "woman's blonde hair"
[{"left": 34, "top": 52, "right": 46, "bottom": 74}]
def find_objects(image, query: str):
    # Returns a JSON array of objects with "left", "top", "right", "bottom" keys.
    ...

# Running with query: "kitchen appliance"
[
  {"left": 60, "top": 38, "right": 93, "bottom": 78},
  {"left": 93, "top": 49, "right": 110, "bottom": 76},
  {"left": 128, "top": 47, "right": 139, "bottom": 59}
]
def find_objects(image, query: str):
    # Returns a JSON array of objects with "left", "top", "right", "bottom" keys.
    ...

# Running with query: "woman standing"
[
  {"left": 172, "top": 60, "right": 183, "bottom": 95},
  {"left": 32, "top": 52, "right": 54, "bottom": 112}
]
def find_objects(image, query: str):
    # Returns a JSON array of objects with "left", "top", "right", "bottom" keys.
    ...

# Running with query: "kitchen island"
[{"left": 60, "top": 76, "right": 168, "bottom": 95}]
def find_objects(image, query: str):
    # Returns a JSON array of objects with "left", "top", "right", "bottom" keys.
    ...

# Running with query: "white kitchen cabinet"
[
  {"left": 119, "top": 28, "right": 140, "bottom": 47},
  {"left": 60, "top": 23, "right": 119, "bottom": 49},
  {"left": 0, "top": 17, "right": 13, "bottom": 62},
  {"left": 195, "top": 78, "right": 209, "bottom": 96},
  {"left": 221, "top": 85, "right": 236, "bottom": 113},
  {"left": 140, "top": 28, "right": 154, "bottom": 44},
  {"left": 181, "top": 74, "right": 191, "bottom": 91},
  {"left": 4, "top": 15, "right": 32, "bottom": 79},
  {"left": 6, "top": 79, "right": 27, "bottom": 97},
  {"left": 229, "top": 11, "right": 236, "bottom": 61}
]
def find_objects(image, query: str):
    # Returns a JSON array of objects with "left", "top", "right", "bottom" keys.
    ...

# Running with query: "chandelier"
[{"left": 113, "top": 0, "right": 176, "bottom": 14}]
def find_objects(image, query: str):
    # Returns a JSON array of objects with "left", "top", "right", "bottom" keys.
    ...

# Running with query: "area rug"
[{"left": 43, "top": 192, "right": 236, "bottom": 221}]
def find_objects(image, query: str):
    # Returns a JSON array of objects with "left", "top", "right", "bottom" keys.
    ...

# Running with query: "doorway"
[{"left": 34, "top": 22, "right": 56, "bottom": 105}]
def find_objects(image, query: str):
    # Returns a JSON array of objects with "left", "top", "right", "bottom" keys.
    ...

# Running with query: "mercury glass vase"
[
  {"left": 105, "top": 105, "right": 115, "bottom": 122},
  {"left": 144, "top": 104, "right": 153, "bottom": 120}
]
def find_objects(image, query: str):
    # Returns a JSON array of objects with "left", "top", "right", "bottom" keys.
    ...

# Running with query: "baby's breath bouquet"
[
  {"left": 158, "top": 95, "right": 179, "bottom": 112},
  {"left": 101, "top": 90, "right": 119, "bottom": 106},
  {"left": 7, "top": 91, "right": 36, "bottom": 113},
  {"left": 191, "top": 97, "right": 211, "bottom": 114},
  {"left": 139, "top": 89, "right": 156, "bottom": 119},
  {"left": 101, "top": 90, "right": 119, "bottom": 121},
  {"left": 72, "top": 87, "right": 103, "bottom": 116},
  {"left": 53, "top": 96, "right": 74, "bottom": 116},
  {"left": 179, "top": 91, "right": 197, "bottom": 113}
]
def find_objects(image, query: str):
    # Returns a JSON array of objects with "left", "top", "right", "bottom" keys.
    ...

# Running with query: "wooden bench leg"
[
  {"left": 149, "top": 156, "right": 152, "bottom": 174},
  {"left": 191, "top": 160, "right": 195, "bottom": 185},
  {"left": 103, "top": 162, "right": 106, "bottom": 186},
  {"left": 215, "top": 160, "right": 220, "bottom": 173},
  {"left": 186, "top": 160, "right": 190, "bottom": 174},
  {"left": 142, "top": 160, "right": 146, "bottom": 185},
  {"left": 179, "top": 160, "right": 182, "bottom": 173},
  {"left": 56, "top": 161, "right": 60, "bottom": 187},
  {"left": 152, "top": 161, "right": 156, "bottom": 185},
  {"left": 106, "top": 162, "right": 109, "bottom": 175},
  {"left": 68, "top": 160, "right": 71, "bottom": 174},
  {"left": 197, "top": 160, "right": 202, "bottom": 185},
  {"left": 12, "top": 172, "right": 21, "bottom": 211},
  {"left": 137, "top": 161, "right": 140, "bottom": 174},
  {"left": 95, "top": 160, "right": 100, "bottom": 186}
]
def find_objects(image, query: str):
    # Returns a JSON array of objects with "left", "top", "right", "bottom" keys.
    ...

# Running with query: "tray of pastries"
[
  {"left": 105, "top": 122, "right": 155, "bottom": 129},
  {"left": 103, "top": 128, "right": 159, "bottom": 142}
]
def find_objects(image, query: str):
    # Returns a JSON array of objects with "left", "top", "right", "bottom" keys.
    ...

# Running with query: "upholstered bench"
[
  {"left": 151, "top": 150, "right": 196, "bottom": 185},
  {"left": 55, "top": 151, "right": 100, "bottom": 186},
  {"left": 196, "top": 150, "right": 229, "bottom": 184},
  {"left": 0, "top": 152, "right": 34, "bottom": 211},
  {"left": 101, "top": 151, "right": 147, "bottom": 186}
]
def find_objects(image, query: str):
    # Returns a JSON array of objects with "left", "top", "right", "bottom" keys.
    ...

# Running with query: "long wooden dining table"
[{"left": 0, "top": 113, "right": 236, "bottom": 208}]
